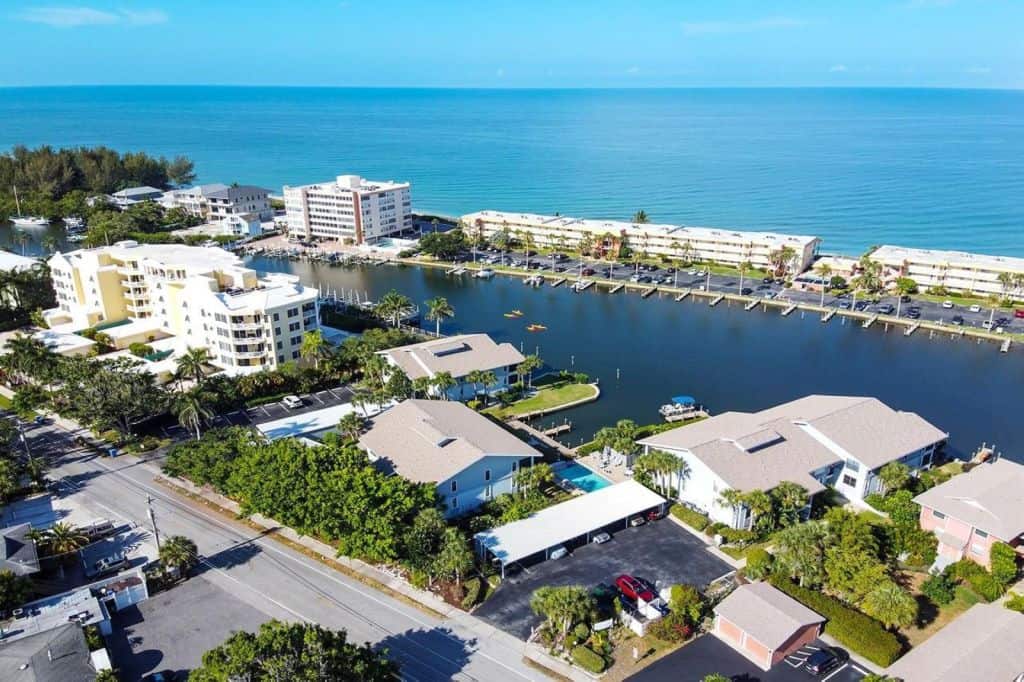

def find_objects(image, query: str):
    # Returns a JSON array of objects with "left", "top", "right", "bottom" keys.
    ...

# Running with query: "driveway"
[
  {"left": 627, "top": 635, "right": 873, "bottom": 682},
  {"left": 475, "top": 519, "right": 732, "bottom": 639}
]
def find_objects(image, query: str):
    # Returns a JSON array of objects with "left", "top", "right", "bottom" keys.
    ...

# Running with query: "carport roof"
[{"left": 474, "top": 480, "right": 665, "bottom": 565}]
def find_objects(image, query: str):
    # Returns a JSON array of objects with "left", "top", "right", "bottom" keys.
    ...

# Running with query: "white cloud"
[
  {"left": 18, "top": 6, "right": 167, "bottom": 28},
  {"left": 829, "top": 64, "right": 848, "bottom": 73},
  {"left": 681, "top": 17, "right": 807, "bottom": 36}
]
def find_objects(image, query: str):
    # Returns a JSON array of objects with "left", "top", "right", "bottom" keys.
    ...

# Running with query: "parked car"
[
  {"left": 629, "top": 515, "right": 646, "bottom": 527},
  {"left": 591, "top": 532, "right": 612, "bottom": 545},
  {"left": 615, "top": 574, "right": 656, "bottom": 602},
  {"left": 941, "top": 300, "right": 955, "bottom": 309},
  {"left": 804, "top": 647, "right": 847, "bottom": 675},
  {"left": 764, "top": 291, "right": 778, "bottom": 299},
  {"left": 762, "top": 276, "right": 773, "bottom": 284},
  {"left": 645, "top": 508, "right": 664, "bottom": 521},
  {"left": 92, "top": 553, "right": 129, "bottom": 577},
  {"left": 740, "top": 287, "right": 753, "bottom": 296},
  {"left": 549, "top": 545, "right": 569, "bottom": 560},
  {"left": 982, "top": 320, "right": 994, "bottom": 330},
  {"left": 1015, "top": 309, "right": 1024, "bottom": 319},
  {"left": 281, "top": 395, "right": 303, "bottom": 409},
  {"left": 900, "top": 294, "right": 912, "bottom": 303},
  {"left": 906, "top": 307, "right": 921, "bottom": 319},
  {"left": 629, "top": 274, "right": 642, "bottom": 283},
  {"left": 969, "top": 304, "right": 982, "bottom": 313},
  {"left": 951, "top": 315, "right": 964, "bottom": 326},
  {"left": 877, "top": 303, "right": 895, "bottom": 314},
  {"left": 581, "top": 267, "right": 595, "bottom": 276},
  {"left": 854, "top": 301, "right": 868, "bottom": 311}
]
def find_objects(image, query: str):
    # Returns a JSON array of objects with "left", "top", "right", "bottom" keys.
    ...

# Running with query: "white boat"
[
  {"left": 524, "top": 274, "right": 544, "bottom": 287},
  {"left": 9, "top": 186, "right": 49, "bottom": 227},
  {"left": 474, "top": 268, "right": 495, "bottom": 279},
  {"left": 63, "top": 216, "right": 86, "bottom": 231},
  {"left": 66, "top": 234, "right": 87, "bottom": 243}
]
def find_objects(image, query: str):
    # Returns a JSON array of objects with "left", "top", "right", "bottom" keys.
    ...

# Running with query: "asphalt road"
[
  {"left": 22, "top": 417, "right": 544, "bottom": 682},
  {"left": 455, "top": 248, "right": 1023, "bottom": 335}
]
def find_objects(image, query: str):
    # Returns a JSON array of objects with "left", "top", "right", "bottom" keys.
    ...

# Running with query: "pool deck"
[{"left": 576, "top": 452, "right": 632, "bottom": 484}]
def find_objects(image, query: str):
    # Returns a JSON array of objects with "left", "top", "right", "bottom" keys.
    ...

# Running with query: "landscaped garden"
[{"left": 483, "top": 373, "right": 598, "bottom": 420}]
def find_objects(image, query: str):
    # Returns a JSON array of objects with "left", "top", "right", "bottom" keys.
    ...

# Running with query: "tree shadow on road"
[{"left": 376, "top": 626, "right": 477, "bottom": 680}]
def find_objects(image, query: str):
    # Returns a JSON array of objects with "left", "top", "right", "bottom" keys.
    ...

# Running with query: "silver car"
[{"left": 591, "top": 532, "right": 612, "bottom": 545}]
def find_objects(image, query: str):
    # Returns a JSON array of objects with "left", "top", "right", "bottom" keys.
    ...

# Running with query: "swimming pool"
[{"left": 555, "top": 461, "right": 612, "bottom": 493}]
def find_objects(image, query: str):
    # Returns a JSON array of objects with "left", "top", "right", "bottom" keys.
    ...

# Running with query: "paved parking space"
[
  {"left": 107, "top": 576, "right": 271, "bottom": 679},
  {"left": 474, "top": 520, "right": 732, "bottom": 640},
  {"left": 627, "top": 635, "right": 871, "bottom": 682}
]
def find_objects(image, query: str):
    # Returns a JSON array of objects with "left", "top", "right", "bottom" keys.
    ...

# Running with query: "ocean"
[{"left": 2, "top": 86, "right": 1023, "bottom": 256}]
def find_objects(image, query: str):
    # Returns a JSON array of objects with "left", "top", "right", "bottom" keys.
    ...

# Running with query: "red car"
[
  {"left": 615, "top": 574, "right": 655, "bottom": 603},
  {"left": 1015, "top": 309, "right": 1024, "bottom": 319}
]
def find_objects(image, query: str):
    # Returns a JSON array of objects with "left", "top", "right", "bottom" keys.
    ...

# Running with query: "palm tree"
[
  {"left": 159, "top": 534, "right": 199, "bottom": 577},
  {"left": 465, "top": 369, "right": 486, "bottom": 402},
  {"left": 894, "top": 277, "right": 918, "bottom": 318},
  {"left": 632, "top": 210, "right": 649, "bottom": 224},
  {"left": 769, "top": 246, "right": 797, "bottom": 277},
  {"left": 577, "top": 233, "right": 594, "bottom": 257},
  {"left": 299, "top": 330, "right": 331, "bottom": 370},
  {"left": 175, "top": 390, "right": 213, "bottom": 440},
  {"left": 41, "top": 235, "right": 59, "bottom": 254},
  {"left": 175, "top": 346, "right": 211, "bottom": 388},
  {"left": 337, "top": 411, "right": 366, "bottom": 442},
  {"left": 737, "top": 260, "right": 752, "bottom": 295},
  {"left": 515, "top": 462, "right": 555, "bottom": 497},
  {"left": 477, "top": 370, "right": 497, "bottom": 405},
  {"left": 431, "top": 371, "right": 456, "bottom": 400},
  {"left": 717, "top": 489, "right": 748, "bottom": 529},
  {"left": 997, "top": 272, "right": 1015, "bottom": 300},
  {"left": 516, "top": 354, "right": 543, "bottom": 388},
  {"left": 636, "top": 448, "right": 681, "bottom": 497},
  {"left": 46, "top": 522, "right": 88, "bottom": 561},
  {"left": 424, "top": 296, "right": 455, "bottom": 337},
  {"left": 376, "top": 290, "right": 414, "bottom": 328},
  {"left": 593, "top": 419, "right": 640, "bottom": 458},
  {"left": 814, "top": 262, "right": 833, "bottom": 307},
  {"left": 11, "top": 230, "right": 30, "bottom": 256},
  {"left": 411, "top": 376, "right": 433, "bottom": 398}
]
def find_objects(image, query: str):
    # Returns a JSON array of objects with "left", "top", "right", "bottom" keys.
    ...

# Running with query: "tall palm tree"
[
  {"left": 465, "top": 369, "right": 485, "bottom": 402},
  {"left": 431, "top": 371, "right": 456, "bottom": 400},
  {"left": 175, "top": 390, "right": 213, "bottom": 440},
  {"left": 299, "top": 329, "right": 331, "bottom": 370},
  {"left": 424, "top": 296, "right": 455, "bottom": 337},
  {"left": 11, "top": 230, "right": 30, "bottom": 256},
  {"left": 738, "top": 260, "right": 752, "bottom": 295},
  {"left": 376, "top": 290, "right": 414, "bottom": 328},
  {"left": 717, "top": 489, "right": 748, "bottom": 529},
  {"left": 159, "top": 534, "right": 199, "bottom": 577},
  {"left": 175, "top": 346, "right": 211, "bottom": 388},
  {"left": 411, "top": 376, "right": 433, "bottom": 398},
  {"left": 41, "top": 235, "right": 59, "bottom": 254},
  {"left": 769, "top": 246, "right": 797, "bottom": 277},
  {"left": 632, "top": 210, "right": 649, "bottom": 224},
  {"left": 46, "top": 522, "right": 89, "bottom": 561},
  {"left": 477, "top": 370, "right": 497, "bottom": 405},
  {"left": 894, "top": 277, "right": 918, "bottom": 318},
  {"left": 516, "top": 354, "right": 543, "bottom": 388},
  {"left": 814, "top": 262, "right": 833, "bottom": 306}
]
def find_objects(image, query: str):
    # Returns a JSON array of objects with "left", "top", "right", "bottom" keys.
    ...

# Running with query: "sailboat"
[{"left": 10, "top": 187, "right": 49, "bottom": 227}]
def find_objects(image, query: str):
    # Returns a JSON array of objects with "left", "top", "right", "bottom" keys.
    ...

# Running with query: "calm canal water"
[{"left": 246, "top": 255, "right": 1024, "bottom": 463}]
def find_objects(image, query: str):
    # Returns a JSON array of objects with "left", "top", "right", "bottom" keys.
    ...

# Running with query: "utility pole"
[{"left": 147, "top": 495, "right": 162, "bottom": 551}]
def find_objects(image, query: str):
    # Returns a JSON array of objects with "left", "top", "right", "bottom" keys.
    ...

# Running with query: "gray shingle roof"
[
  {"left": 888, "top": 603, "right": 1024, "bottom": 682},
  {"left": 714, "top": 582, "right": 824, "bottom": 650},
  {"left": 204, "top": 184, "right": 270, "bottom": 200},
  {"left": 0, "top": 523, "right": 41, "bottom": 576},
  {"left": 913, "top": 458, "right": 1024, "bottom": 541},
  {"left": 0, "top": 623, "right": 97, "bottom": 682},
  {"left": 379, "top": 334, "right": 524, "bottom": 381},
  {"left": 359, "top": 400, "right": 541, "bottom": 483}
]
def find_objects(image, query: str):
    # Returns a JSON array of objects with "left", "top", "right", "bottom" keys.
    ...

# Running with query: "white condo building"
[
  {"left": 164, "top": 183, "right": 273, "bottom": 222},
  {"left": 462, "top": 210, "right": 820, "bottom": 273},
  {"left": 870, "top": 245, "right": 1024, "bottom": 301},
  {"left": 43, "top": 241, "right": 320, "bottom": 376},
  {"left": 283, "top": 174, "right": 412, "bottom": 244}
]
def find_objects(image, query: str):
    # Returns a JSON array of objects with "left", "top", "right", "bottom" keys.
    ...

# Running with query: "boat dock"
[
  {"left": 508, "top": 419, "right": 577, "bottom": 459},
  {"left": 550, "top": 277, "right": 566, "bottom": 288},
  {"left": 744, "top": 300, "right": 759, "bottom": 311},
  {"left": 1001, "top": 339, "right": 1012, "bottom": 353},
  {"left": 608, "top": 282, "right": 624, "bottom": 294},
  {"left": 862, "top": 314, "right": 879, "bottom": 329},
  {"left": 905, "top": 322, "right": 921, "bottom": 336},
  {"left": 665, "top": 409, "right": 708, "bottom": 423},
  {"left": 542, "top": 422, "right": 573, "bottom": 437},
  {"left": 447, "top": 265, "right": 466, "bottom": 276},
  {"left": 709, "top": 294, "right": 725, "bottom": 307},
  {"left": 822, "top": 309, "right": 837, "bottom": 323},
  {"left": 781, "top": 303, "right": 798, "bottom": 316},
  {"left": 675, "top": 290, "right": 690, "bottom": 302},
  {"left": 573, "top": 279, "right": 595, "bottom": 292},
  {"left": 641, "top": 286, "right": 657, "bottom": 299}
]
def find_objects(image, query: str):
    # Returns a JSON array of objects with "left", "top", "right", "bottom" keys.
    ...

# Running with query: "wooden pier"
[
  {"left": 675, "top": 290, "right": 690, "bottom": 302},
  {"left": 664, "top": 409, "right": 708, "bottom": 423},
  {"left": 821, "top": 309, "right": 837, "bottom": 323},
  {"left": 550, "top": 277, "right": 566, "bottom": 288},
  {"left": 573, "top": 279, "right": 595, "bottom": 292},
  {"left": 1001, "top": 339, "right": 1012, "bottom": 353},
  {"left": 608, "top": 283, "right": 624, "bottom": 294},
  {"left": 641, "top": 286, "right": 657, "bottom": 299},
  {"left": 709, "top": 294, "right": 725, "bottom": 307},
  {"left": 905, "top": 322, "right": 921, "bottom": 336},
  {"left": 542, "top": 422, "right": 573, "bottom": 437},
  {"left": 862, "top": 314, "right": 879, "bottom": 329},
  {"left": 781, "top": 303, "right": 798, "bottom": 316},
  {"left": 446, "top": 266, "right": 466, "bottom": 276},
  {"left": 744, "top": 299, "right": 759, "bottom": 311}
]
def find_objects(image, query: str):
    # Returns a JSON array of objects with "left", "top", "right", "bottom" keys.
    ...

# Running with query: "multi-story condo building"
[
  {"left": 870, "top": 245, "right": 1024, "bottom": 301},
  {"left": 283, "top": 174, "right": 412, "bottom": 244},
  {"left": 164, "top": 183, "right": 273, "bottom": 222},
  {"left": 461, "top": 210, "right": 820, "bottom": 273},
  {"left": 44, "top": 241, "right": 319, "bottom": 375}
]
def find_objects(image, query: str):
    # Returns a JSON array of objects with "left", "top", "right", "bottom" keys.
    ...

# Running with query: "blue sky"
[{"left": 3, "top": 1, "right": 1021, "bottom": 88}]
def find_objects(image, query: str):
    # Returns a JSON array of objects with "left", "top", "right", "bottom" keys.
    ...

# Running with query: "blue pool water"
[{"left": 556, "top": 462, "right": 612, "bottom": 493}]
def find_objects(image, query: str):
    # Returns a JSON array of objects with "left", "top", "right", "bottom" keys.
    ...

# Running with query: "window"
[
  {"left": 971, "top": 543, "right": 984, "bottom": 555},
  {"left": 450, "top": 480, "right": 457, "bottom": 492},
  {"left": 273, "top": 312, "right": 280, "bottom": 321},
  {"left": 485, "top": 485, "right": 493, "bottom": 500},
  {"left": 842, "top": 474, "right": 857, "bottom": 487},
  {"left": 933, "top": 510, "right": 946, "bottom": 520},
  {"left": 291, "top": 350, "right": 299, "bottom": 359},
  {"left": 484, "top": 469, "right": 491, "bottom": 482},
  {"left": 511, "top": 461, "right": 518, "bottom": 473},
  {"left": 845, "top": 459, "right": 860, "bottom": 473},
  {"left": 450, "top": 497, "right": 458, "bottom": 510},
  {"left": 974, "top": 529, "right": 988, "bottom": 538}
]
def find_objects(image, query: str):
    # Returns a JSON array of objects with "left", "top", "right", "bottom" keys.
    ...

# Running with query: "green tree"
[
  {"left": 190, "top": 620, "right": 397, "bottom": 682},
  {"left": 737, "top": 259, "right": 753, "bottom": 295},
  {"left": 769, "top": 245, "right": 797, "bottom": 276},
  {"left": 424, "top": 296, "right": 455, "bottom": 337},
  {"left": 430, "top": 371, "right": 456, "bottom": 400},
  {"left": 514, "top": 462, "right": 554, "bottom": 497},
  {"left": 703, "top": 675, "right": 731, "bottom": 682},
  {"left": 411, "top": 375, "right": 433, "bottom": 398},
  {"left": 175, "top": 389, "right": 214, "bottom": 440},
  {"left": 299, "top": 329, "right": 331, "bottom": 370},
  {"left": 516, "top": 354, "right": 543, "bottom": 389},
  {"left": 990, "top": 542, "right": 1019, "bottom": 586},
  {"left": 773, "top": 521, "right": 829, "bottom": 587},
  {"left": 376, "top": 290, "right": 415, "bottom": 328},
  {"left": 434, "top": 527, "right": 474, "bottom": 585},
  {"left": 404, "top": 508, "right": 447, "bottom": 580},
  {"left": 770, "top": 481, "right": 809, "bottom": 528},
  {"left": 669, "top": 583, "right": 704, "bottom": 624},
  {"left": 166, "top": 155, "right": 196, "bottom": 186},
  {"left": 0, "top": 569, "right": 33, "bottom": 614},
  {"left": 0, "top": 458, "right": 19, "bottom": 502},
  {"left": 592, "top": 419, "right": 640, "bottom": 457},
  {"left": 861, "top": 580, "right": 917, "bottom": 630},
  {"left": 815, "top": 261, "right": 834, "bottom": 305},
  {"left": 336, "top": 411, "right": 366, "bottom": 443},
  {"left": 384, "top": 367, "right": 413, "bottom": 401},
  {"left": 635, "top": 448, "right": 683, "bottom": 498},
  {"left": 878, "top": 462, "right": 911, "bottom": 493},
  {"left": 530, "top": 585, "right": 596, "bottom": 643},
  {"left": 45, "top": 522, "right": 89, "bottom": 561},
  {"left": 159, "top": 535, "right": 199, "bottom": 577},
  {"left": 632, "top": 210, "right": 649, "bottom": 224}
]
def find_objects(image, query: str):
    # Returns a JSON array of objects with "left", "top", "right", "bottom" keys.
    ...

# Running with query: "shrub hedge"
[
  {"left": 571, "top": 645, "right": 607, "bottom": 673},
  {"left": 670, "top": 504, "right": 710, "bottom": 532},
  {"left": 461, "top": 577, "right": 482, "bottom": 610},
  {"left": 968, "top": 572, "right": 1004, "bottom": 602},
  {"left": 769, "top": 576, "right": 902, "bottom": 667},
  {"left": 744, "top": 548, "right": 774, "bottom": 580}
]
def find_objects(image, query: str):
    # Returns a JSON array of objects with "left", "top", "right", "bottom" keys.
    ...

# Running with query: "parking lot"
[
  {"left": 107, "top": 576, "right": 271, "bottom": 679},
  {"left": 474, "top": 520, "right": 732, "bottom": 639},
  {"left": 628, "top": 635, "right": 872, "bottom": 682},
  {"left": 159, "top": 385, "right": 353, "bottom": 440}
]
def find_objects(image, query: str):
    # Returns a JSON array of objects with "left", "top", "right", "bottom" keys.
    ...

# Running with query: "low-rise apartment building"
[
  {"left": 359, "top": 399, "right": 542, "bottom": 516},
  {"left": 165, "top": 183, "right": 273, "bottom": 222},
  {"left": 638, "top": 395, "right": 947, "bottom": 528},
  {"left": 109, "top": 185, "right": 164, "bottom": 208},
  {"left": 461, "top": 210, "right": 820, "bottom": 273},
  {"left": 870, "top": 244, "right": 1024, "bottom": 301},
  {"left": 284, "top": 174, "right": 412, "bottom": 244},
  {"left": 377, "top": 333, "right": 525, "bottom": 400},
  {"left": 44, "top": 241, "right": 319, "bottom": 375},
  {"left": 913, "top": 457, "right": 1024, "bottom": 570}
]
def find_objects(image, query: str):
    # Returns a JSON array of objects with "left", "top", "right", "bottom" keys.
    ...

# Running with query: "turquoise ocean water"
[{"left": 1, "top": 86, "right": 1023, "bottom": 255}]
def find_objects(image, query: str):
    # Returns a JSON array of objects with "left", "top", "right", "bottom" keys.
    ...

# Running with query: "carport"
[{"left": 474, "top": 480, "right": 665, "bottom": 577}]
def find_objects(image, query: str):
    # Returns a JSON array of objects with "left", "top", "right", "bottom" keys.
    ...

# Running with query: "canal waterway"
[{"left": 245, "top": 255, "right": 1024, "bottom": 463}]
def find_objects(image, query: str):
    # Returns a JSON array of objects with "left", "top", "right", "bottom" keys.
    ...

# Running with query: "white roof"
[
  {"left": 32, "top": 329, "right": 95, "bottom": 355},
  {"left": 379, "top": 333, "right": 524, "bottom": 381},
  {"left": 474, "top": 480, "right": 665, "bottom": 565},
  {"left": 871, "top": 244, "right": 1024, "bottom": 275},
  {"left": 0, "top": 251, "right": 40, "bottom": 272},
  {"left": 256, "top": 401, "right": 387, "bottom": 441},
  {"left": 463, "top": 210, "right": 819, "bottom": 249}
]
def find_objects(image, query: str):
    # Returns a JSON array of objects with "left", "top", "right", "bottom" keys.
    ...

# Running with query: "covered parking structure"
[{"left": 474, "top": 480, "right": 666, "bottom": 577}]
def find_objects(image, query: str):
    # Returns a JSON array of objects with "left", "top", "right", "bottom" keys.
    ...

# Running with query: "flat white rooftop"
[
  {"left": 0, "top": 251, "right": 40, "bottom": 272},
  {"left": 256, "top": 401, "right": 387, "bottom": 441},
  {"left": 871, "top": 244, "right": 1024, "bottom": 274},
  {"left": 474, "top": 479, "right": 665, "bottom": 566},
  {"left": 463, "top": 210, "right": 819, "bottom": 248}
]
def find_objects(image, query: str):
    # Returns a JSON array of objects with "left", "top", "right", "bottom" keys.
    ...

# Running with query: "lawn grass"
[
  {"left": 0, "top": 393, "right": 11, "bottom": 410},
  {"left": 484, "top": 382, "right": 598, "bottom": 419},
  {"left": 902, "top": 578, "right": 983, "bottom": 647},
  {"left": 915, "top": 291, "right": 1017, "bottom": 312}
]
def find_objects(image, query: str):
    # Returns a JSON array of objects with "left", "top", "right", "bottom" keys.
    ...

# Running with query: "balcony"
[
  {"left": 126, "top": 302, "right": 152, "bottom": 314},
  {"left": 230, "top": 321, "right": 265, "bottom": 331},
  {"left": 232, "top": 349, "right": 266, "bottom": 360}
]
